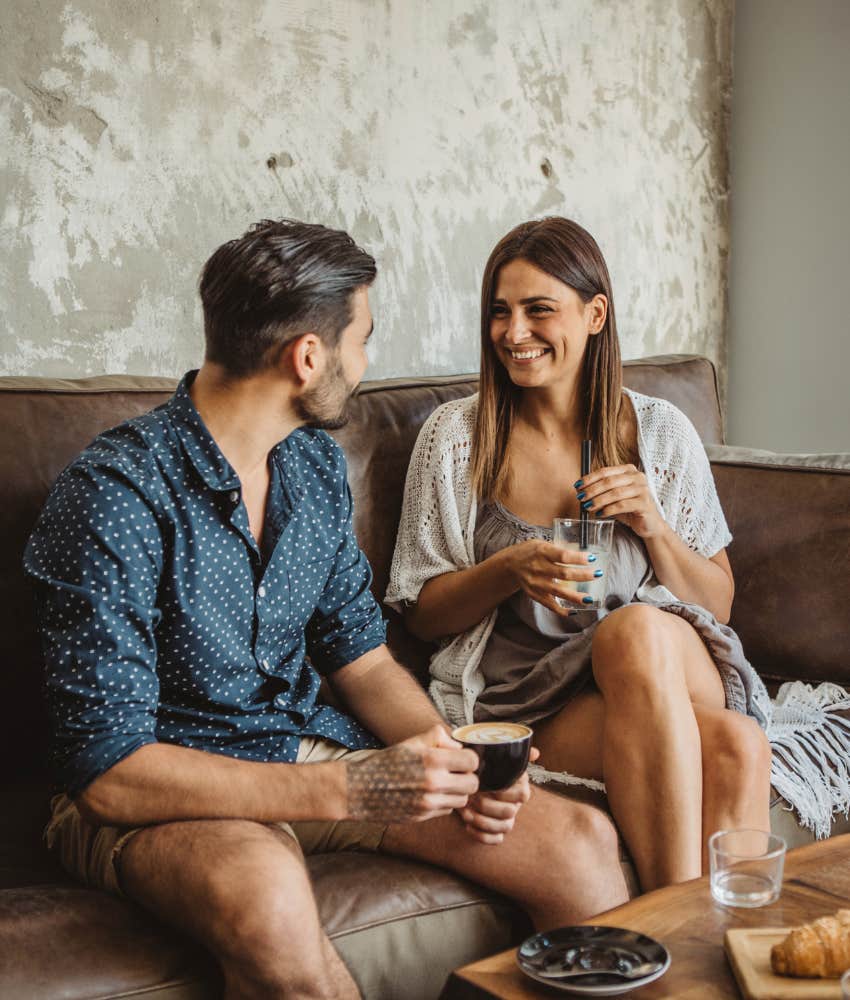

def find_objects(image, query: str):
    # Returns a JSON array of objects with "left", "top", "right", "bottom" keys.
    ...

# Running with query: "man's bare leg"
[
  {"left": 382, "top": 784, "right": 628, "bottom": 929},
  {"left": 119, "top": 819, "right": 359, "bottom": 1000}
]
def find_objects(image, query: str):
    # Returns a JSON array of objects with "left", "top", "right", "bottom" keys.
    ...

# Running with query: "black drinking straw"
[{"left": 580, "top": 439, "right": 592, "bottom": 551}]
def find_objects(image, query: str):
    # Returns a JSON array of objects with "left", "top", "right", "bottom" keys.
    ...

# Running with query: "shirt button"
[
  {"left": 261, "top": 659, "right": 271, "bottom": 671},
  {"left": 258, "top": 586, "right": 267, "bottom": 598},
  {"left": 229, "top": 490, "right": 239, "bottom": 503}
]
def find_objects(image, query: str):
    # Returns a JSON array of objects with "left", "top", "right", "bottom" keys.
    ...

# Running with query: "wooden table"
[{"left": 441, "top": 834, "right": 850, "bottom": 999}]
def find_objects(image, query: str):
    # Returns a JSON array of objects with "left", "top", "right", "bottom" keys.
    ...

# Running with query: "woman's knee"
[
  {"left": 701, "top": 711, "right": 772, "bottom": 778},
  {"left": 592, "top": 605, "right": 682, "bottom": 692}
]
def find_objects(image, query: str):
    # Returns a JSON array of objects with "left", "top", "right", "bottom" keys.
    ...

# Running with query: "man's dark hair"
[{"left": 199, "top": 219, "right": 377, "bottom": 377}]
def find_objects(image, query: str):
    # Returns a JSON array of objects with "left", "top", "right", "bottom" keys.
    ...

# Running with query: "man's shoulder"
[
  {"left": 287, "top": 427, "right": 344, "bottom": 469},
  {"left": 26, "top": 409, "right": 174, "bottom": 571},
  {"left": 58, "top": 404, "right": 176, "bottom": 499},
  {"left": 283, "top": 428, "right": 350, "bottom": 502}
]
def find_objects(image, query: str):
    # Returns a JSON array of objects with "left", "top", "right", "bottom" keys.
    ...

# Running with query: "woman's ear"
[{"left": 588, "top": 294, "right": 608, "bottom": 335}]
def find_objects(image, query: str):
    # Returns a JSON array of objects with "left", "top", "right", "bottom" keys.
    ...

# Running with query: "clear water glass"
[
  {"left": 552, "top": 518, "right": 614, "bottom": 610},
  {"left": 709, "top": 829, "right": 786, "bottom": 907},
  {"left": 842, "top": 968, "right": 850, "bottom": 1000}
]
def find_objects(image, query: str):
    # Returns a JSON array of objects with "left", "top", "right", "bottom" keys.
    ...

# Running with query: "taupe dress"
[{"left": 472, "top": 501, "right": 759, "bottom": 725}]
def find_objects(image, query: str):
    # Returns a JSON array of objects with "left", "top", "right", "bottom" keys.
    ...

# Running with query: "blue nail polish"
[
  {"left": 581, "top": 500, "right": 593, "bottom": 510},
  {"left": 576, "top": 491, "right": 586, "bottom": 500},
  {"left": 582, "top": 596, "right": 595, "bottom": 604},
  {"left": 594, "top": 569, "right": 603, "bottom": 578},
  {"left": 574, "top": 479, "right": 584, "bottom": 488},
  {"left": 587, "top": 554, "right": 597, "bottom": 562}
]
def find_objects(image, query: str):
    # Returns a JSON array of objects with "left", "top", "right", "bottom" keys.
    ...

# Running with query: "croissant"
[{"left": 770, "top": 909, "right": 850, "bottom": 978}]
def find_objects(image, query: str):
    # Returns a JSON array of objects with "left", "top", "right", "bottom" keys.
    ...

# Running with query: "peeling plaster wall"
[{"left": 1, "top": 0, "right": 733, "bottom": 382}]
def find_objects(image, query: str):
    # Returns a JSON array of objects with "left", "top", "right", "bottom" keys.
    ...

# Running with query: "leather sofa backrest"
[
  {"left": 0, "top": 355, "right": 721, "bottom": 779},
  {"left": 711, "top": 455, "right": 850, "bottom": 687}
]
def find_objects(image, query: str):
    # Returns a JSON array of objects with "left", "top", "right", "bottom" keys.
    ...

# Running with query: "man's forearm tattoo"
[{"left": 347, "top": 746, "right": 426, "bottom": 823}]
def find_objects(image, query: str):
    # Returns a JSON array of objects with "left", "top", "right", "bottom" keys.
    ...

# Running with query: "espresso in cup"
[{"left": 452, "top": 722, "right": 533, "bottom": 792}]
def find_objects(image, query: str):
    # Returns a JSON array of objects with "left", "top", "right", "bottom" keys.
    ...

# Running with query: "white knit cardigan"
[{"left": 386, "top": 390, "right": 850, "bottom": 838}]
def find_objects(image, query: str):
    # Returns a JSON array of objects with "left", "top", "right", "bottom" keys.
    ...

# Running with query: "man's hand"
[
  {"left": 458, "top": 747, "right": 540, "bottom": 845},
  {"left": 346, "top": 725, "right": 479, "bottom": 824}
]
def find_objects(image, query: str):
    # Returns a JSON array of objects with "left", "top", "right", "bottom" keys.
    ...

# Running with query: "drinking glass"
[
  {"left": 708, "top": 829, "right": 786, "bottom": 907},
  {"left": 552, "top": 518, "right": 614, "bottom": 610},
  {"left": 842, "top": 968, "right": 850, "bottom": 1000}
]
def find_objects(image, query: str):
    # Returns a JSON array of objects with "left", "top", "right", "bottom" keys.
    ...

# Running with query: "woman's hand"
[
  {"left": 575, "top": 464, "right": 667, "bottom": 540},
  {"left": 505, "top": 539, "right": 601, "bottom": 614}
]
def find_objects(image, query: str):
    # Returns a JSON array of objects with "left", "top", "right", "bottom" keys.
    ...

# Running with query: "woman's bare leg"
[
  {"left": 535, "top": 605, "right": 726, "bottom": 891},
  {"left": 534, "top": 611, "right": 772, "bottom": 888},
  {"left": 533, "top": 688, "right": 606, "bottom": 782},
  {"left": 694, "top": 704, "right": 772, "bottom": 869}
]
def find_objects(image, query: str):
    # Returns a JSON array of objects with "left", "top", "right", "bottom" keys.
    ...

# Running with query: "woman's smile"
[{"left": 505, "top": 346, "right": 552, "bottom": 363}]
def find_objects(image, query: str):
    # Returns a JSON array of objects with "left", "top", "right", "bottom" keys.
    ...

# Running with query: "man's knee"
[
  {"left": 201, "top": 851, "right": 324, "bottom": 984},
  {"left": 123, "top": 820, "right": 327, "bottom": 989},
  {"left": 534, "top": 792, "right": 619, "bottom": 869}
]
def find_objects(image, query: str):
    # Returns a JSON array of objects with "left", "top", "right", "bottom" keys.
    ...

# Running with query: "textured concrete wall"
[{"left": 1, "top": 0, "right": 733, "bottom": 381}]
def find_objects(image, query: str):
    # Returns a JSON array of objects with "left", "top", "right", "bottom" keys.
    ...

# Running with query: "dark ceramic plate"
[{"left": 517, "top": 925, "right": 670, "bottom": 995}]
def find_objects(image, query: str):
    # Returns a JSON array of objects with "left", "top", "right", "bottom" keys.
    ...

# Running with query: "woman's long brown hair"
[{"left": 471, "top": 217, "right": 629, "bottom": 501}]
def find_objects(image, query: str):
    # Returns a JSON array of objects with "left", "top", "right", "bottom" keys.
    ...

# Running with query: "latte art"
[
  {"left": 452, "top": 722, "right": 533, "bottom": 791},
  {"left": 453, "top": 723, "right": 531, "bottom": 745}
]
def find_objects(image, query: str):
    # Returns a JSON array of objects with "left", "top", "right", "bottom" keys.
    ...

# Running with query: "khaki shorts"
[{"left": 44, "top": 737, "right": 386, "bottom": 897}]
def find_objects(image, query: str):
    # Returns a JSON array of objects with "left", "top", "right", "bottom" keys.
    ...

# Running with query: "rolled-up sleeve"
[
  {"left": 24, "top": 461, "right": 163, "bottom": 796},
  {"left": 306, "top": 473, "right": 386, "bottom": 674}
]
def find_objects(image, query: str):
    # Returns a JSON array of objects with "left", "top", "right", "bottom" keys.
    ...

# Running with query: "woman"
[{"left": 386, "top": 217, "right": 772, "bottom": 892}]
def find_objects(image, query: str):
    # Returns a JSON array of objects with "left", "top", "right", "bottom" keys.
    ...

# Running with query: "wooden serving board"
[{"left": 724, "top": 928, "right": 843, "bottom": 998}]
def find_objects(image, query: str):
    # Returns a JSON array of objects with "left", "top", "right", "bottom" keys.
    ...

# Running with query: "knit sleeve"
[
  {"left": 631, "top": 391, "right": 732, "bottom": 558},
  {"left": 385, "top": 398, "right": 476, "bottom": 613}
]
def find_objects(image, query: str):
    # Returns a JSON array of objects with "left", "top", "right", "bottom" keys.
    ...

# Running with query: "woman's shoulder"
[
  {"left": 624, "top": 387, "right": 700, "bottom": 450},
  {"left": 416, "top": 392, "right": 479, "bottom": 448},
  {"left": 623, "top": 386, "right": 682, "bottom": 420}
]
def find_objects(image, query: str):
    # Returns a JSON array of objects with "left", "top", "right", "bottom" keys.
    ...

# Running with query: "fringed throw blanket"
[{"left": 768, "top": 682, "right": 850, "bottom": 838}]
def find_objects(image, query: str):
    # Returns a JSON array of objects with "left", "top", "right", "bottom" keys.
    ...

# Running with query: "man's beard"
[{"left": 295, "top": 354, "right": 359, "bottom": 430}]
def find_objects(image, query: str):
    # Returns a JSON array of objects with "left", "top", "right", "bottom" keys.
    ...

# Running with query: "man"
[{"left": 25, "top": 220, "right": 627, "bottom": 999}]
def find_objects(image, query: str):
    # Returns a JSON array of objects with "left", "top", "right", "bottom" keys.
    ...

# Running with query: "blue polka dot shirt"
[{"left": 24, "top": 372, "right": 385, "bottom": 796}]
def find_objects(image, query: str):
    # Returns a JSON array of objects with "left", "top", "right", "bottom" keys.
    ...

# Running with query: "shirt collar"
[
  {"left": 167, "top": 371, "right": 306, "bottom": 506},
  {"left": 167, "top": 371, "right": 241, "bottom": 493}
]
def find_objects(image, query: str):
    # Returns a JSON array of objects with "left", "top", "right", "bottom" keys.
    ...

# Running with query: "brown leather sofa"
[{"left": 1, "top": 355, "right": 848, "bottom": 999}]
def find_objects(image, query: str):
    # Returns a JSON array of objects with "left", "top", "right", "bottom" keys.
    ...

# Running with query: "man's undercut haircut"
[{"left": 200, "top": 219, "right": 377, "bottom": 378}]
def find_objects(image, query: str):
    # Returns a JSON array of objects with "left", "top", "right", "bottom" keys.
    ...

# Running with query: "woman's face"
[{"left": 489, "top": 258, "right": 606, "bottom": 390}]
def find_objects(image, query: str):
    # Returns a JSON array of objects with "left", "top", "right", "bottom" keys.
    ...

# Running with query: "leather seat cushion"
[{"left": 0, "top": 856, "right": 528, "bottom": 1000}]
